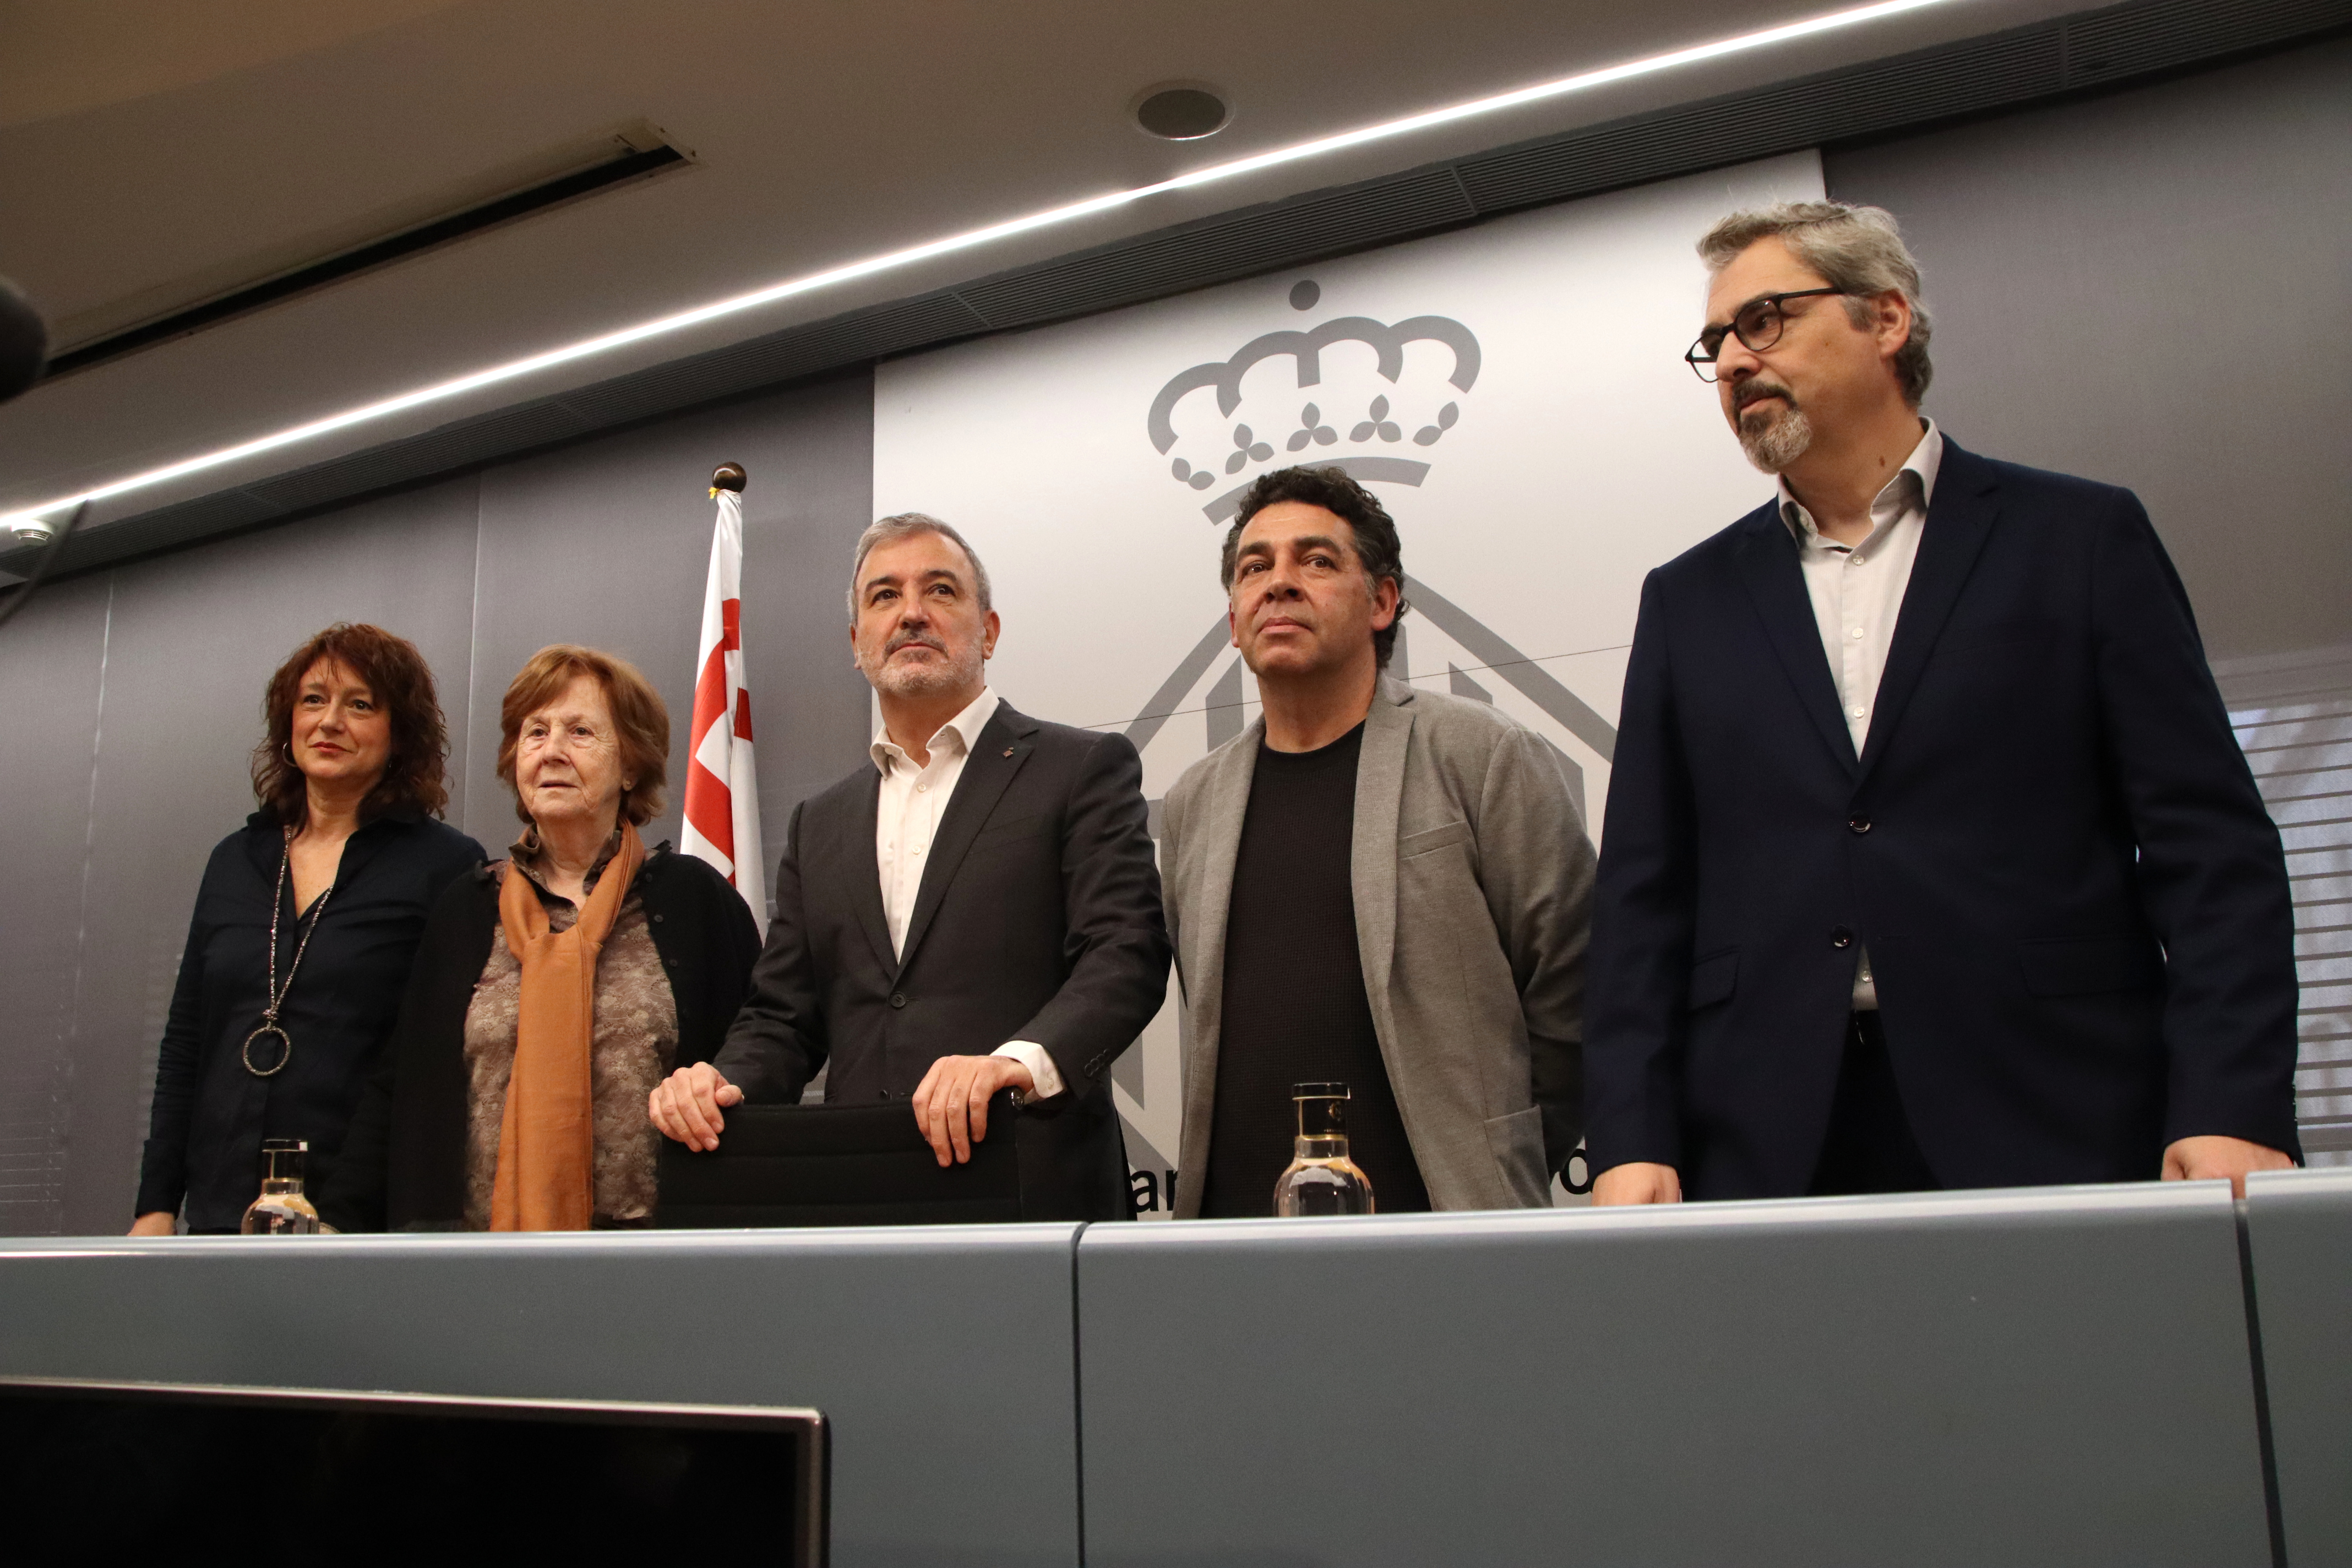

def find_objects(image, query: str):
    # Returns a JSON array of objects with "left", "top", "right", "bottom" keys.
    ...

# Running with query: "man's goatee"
[{"left": 1738, "top": 405, "right": 1814, "bottom": 473}]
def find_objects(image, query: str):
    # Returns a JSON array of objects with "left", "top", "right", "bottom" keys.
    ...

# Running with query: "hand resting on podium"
[
  {"left": 2161, "top": 1134, "right": 2294, "bottom": 1198},
  {"left": 649, "top": 1061, "right": 743, "bottom": 1153},
  {"left": 909, "top": 1054, "right": 1034, "bottom": 1168},
  {"left": 1592, "top": 1162, "right": 1684, "bottom": 1205},
  {"left": 651, "top": 1053, "right": 1037, "bottom": 1168}
]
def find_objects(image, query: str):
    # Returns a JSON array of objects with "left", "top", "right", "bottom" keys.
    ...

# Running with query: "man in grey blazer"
[{"left": 1161, "top": 465, "right": 1595, "bottom": 1216}]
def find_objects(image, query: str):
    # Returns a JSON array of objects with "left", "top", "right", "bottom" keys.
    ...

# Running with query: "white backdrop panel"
[{"left": 874, "top": 150, "right": 1823, "bottom": 1210}]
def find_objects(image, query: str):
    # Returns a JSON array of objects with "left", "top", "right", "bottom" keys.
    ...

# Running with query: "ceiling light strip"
[{"left": 3, "top": 0, "right": 1960, "bottom": 530}]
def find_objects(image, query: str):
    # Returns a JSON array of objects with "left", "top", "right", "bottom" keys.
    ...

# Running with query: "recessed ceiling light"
[
  {"left": 0, "top": 0, "right": 1963, "bottom": 535},
  {"left": 1135, "top": 85, "right": 1232, "bottom": 141}
]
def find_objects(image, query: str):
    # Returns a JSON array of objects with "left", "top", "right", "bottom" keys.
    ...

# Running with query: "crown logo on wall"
[{"left": 1147, "top": 296, "right": 1483, "bottom": 522}]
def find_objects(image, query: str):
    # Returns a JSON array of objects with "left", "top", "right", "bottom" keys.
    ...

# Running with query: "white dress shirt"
[
  {"left": 870, "top": 685, "right": 1065, "bottom": 1098},
  {"left": 1776, "top": 418, "right": 1943, "bottom": 1010}
]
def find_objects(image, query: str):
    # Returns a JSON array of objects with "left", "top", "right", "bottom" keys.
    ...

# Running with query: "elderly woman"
[
  {"left": 132, "top": 624, "right": 483, "bottom": 1234},
  {"left": 325, "top": 645, "right": 760, "bottom": 1231}
]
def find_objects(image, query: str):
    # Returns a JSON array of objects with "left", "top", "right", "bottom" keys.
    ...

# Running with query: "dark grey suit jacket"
[{"left": 711, "top": 700, "right": 1170, "bottom": 1219}]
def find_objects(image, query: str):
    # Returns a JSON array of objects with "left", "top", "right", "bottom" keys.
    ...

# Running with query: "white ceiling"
[{"left": 0, "top": 0, "right": 2092, "bottom": 525}]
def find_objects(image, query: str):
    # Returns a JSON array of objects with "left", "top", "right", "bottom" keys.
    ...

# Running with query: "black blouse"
[{"left": 135, "top": 808, "right": 484, "bottom": 1231}]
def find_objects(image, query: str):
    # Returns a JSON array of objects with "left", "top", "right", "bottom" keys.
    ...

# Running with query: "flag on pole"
[{"left": 682, "top": 464, "right": 767, "bottom": 932}]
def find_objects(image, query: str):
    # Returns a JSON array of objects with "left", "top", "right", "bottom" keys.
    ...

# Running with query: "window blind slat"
[{"left": 2223, "top": 646, "right": 2352, "bottom": 1164}]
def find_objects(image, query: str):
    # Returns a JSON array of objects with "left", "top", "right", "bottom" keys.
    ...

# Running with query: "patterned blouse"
[{"left": 461, "top": 834, "right": 678, "bottom": 1229}]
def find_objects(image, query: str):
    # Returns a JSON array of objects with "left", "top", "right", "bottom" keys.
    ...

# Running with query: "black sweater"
[
  {"left": 1199, "top": 726, "right": 1430, "bottom": 1217},
  {"left": 137, "top": 809, "right": 483, "bottom": 1232},
  {"left": 320, "top": 846, "right": 762, "bottom": 1232}
]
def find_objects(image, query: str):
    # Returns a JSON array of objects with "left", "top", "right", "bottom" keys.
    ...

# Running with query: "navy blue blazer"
[{"left": 1585, "top": 437, "right": 2300, "bottom": 1199}]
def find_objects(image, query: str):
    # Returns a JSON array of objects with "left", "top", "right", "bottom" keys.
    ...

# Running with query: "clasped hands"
[{"left": 648, "top": 1053, "right": 1036, "bottom": 1168}]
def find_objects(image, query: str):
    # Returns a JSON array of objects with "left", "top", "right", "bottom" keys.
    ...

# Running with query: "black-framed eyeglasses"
[{"left": 1685, "top": 287, "right": 1847, "bottom": 382}]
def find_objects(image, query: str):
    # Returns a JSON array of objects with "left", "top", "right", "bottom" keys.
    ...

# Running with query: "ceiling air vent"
[{"left": 41, "top": 126, "right": 693, "bottom": 381}]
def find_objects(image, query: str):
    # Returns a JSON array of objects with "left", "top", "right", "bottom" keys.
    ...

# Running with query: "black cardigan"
[
  {"left": 137, "top": 809, "right": 484, "bottom": 1231},
  {"left": 320, "top": 846, "right": 763, "bottom": 1231}
]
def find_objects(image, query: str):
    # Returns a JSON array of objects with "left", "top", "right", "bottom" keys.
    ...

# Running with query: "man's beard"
[
  {"left": 1734, "top": 383, "right": 1814, "bottom": 473},
  {"left": 867, "top": 635, "right": 980, "bottom": 698}
]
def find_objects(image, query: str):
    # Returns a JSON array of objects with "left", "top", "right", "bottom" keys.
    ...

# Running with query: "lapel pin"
[{"left": 1003, "top": 747, "right": 1015, "bottom": 758}]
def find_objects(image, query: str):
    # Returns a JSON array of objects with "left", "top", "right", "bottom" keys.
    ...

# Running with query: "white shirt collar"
[
  {"left": 870, "top": 685, "right": 1001, "bottom": 775},
  {"left": 1778, "top": 418, "right": 1943, "bottom": 547}
]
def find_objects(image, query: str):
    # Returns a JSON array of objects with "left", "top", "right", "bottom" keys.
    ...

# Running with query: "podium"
[
  {"left": 1, "top": 1177, "right": 2344, "bottom": 1564},
  {"left": 656, "top": 1092, "right": 1026, "bottom": 1228}
]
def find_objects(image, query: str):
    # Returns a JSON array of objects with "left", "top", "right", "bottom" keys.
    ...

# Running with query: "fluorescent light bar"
[{"left": 3, "top": 0, "right": 1960, "bottom": 532}]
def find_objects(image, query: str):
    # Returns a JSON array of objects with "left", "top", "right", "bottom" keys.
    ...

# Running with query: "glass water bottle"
[
  {"left": 240, "top": 1138, "right": 322, "bottom": 1235},
  {"left": 1272, "top": 1082, "right": 1376, "bottom": 1216}
]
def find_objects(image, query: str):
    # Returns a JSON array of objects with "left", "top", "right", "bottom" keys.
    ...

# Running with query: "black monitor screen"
[{"left": 0, "top": 1378, "right": 826, "bottom": 1563}]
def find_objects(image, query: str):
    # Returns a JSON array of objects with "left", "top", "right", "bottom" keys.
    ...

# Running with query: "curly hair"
[
  {"left": 1220, "top": 465, "right": 1411, "bottom": 669},
  {"left": 252, "top": 624, "right": 452, "bottom": 827},
  {"left": 496, "top": 645, "right": 671, "bottom": 827}
]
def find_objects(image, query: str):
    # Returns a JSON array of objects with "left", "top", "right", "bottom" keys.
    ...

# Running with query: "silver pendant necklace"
[{"left": 241, "top": 833, "right": 335, "bottom": 1077}]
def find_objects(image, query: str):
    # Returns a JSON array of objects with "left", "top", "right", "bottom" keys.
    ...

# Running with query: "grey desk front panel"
[
  {"left": 0, "top": 1226, "right": 1082, "bottom": 1568},
  {"left": 1077, "top": 1185, "right": 2270, "bottom": 1568},
  {"left": 2245, "top": 1168, "right": 2352, "bottom": 1568}
]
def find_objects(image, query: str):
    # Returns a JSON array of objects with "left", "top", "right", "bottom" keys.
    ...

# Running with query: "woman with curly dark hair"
[{"left": 130, "top": 624, "right": 483, "bottom": 1234}]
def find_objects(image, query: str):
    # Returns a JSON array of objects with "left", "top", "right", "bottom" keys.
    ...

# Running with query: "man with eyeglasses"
[{"left": 1584, "top": 200, "right": 2299, "bottom": 1205}]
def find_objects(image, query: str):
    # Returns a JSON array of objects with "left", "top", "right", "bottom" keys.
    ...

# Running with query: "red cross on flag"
[{"left": 682, "top": 465, "right": 766, "bottom": 932}]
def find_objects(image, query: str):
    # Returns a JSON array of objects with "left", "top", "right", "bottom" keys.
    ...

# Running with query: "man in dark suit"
[
  {"left": 1586, "top": 200, "right": 2299, "bottom": 1205},
  {"left": 649, "top": 514, "right": 1169, "bottom": 1218}
]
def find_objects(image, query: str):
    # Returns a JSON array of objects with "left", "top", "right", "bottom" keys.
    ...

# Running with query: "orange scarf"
[{"left": 490, "top": 820, "right": 645, "bottom": 1231}]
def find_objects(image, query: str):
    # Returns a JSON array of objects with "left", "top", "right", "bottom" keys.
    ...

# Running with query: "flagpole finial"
[{"left": 710, "top": 462, "right": 747, "bottom": 495}]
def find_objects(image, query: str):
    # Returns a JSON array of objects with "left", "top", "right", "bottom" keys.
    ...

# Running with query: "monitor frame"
[{"left": 0, "top": 1373, "right": 829, "bottom": 1565}]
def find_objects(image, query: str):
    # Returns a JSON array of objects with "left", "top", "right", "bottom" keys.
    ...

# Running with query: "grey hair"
[
  {"left": 847, "top": 512, "right": 994, "bottom": 627},
  {"left": 1697, "top": 200, "right": 1934, "bottom": 406}
]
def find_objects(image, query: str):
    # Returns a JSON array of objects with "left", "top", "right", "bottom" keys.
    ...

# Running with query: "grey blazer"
[{"left": 1161, "top": 676, "right": 1596, "bottom": 1215}]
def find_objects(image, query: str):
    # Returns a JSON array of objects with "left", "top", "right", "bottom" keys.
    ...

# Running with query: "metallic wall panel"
[
  {"left": 243, "top": 402, "right": 596, "bottom": 515},
  {"left": 1824, "top": 34, "right": 2352, "bottom": 663},
  {"left": 2244, "top": 1167, "right": 2352, "bottom": 1567},
  {"left": 2062, "top": 0, "right": 2352, "bottom": 78},
  {"left": 66, "top": 479, "right": 483, "bottom": 1237},
  {"left": 726, "top": 368, "right": 879, "bottom": 857},
  {"left": 0, "top": 1225, "right": 1086, "bottom": 1568},
  {"left": 1077, "top": 1186, "right": 2272, "bottom": 1567},
  {"left": 23, "top": 488, "right": 286, "bottom": 574},
  {"left": 549, "top": 295, "right": 992, "bottom": 431},
  {"left": 0, "top": 575, "right": 115, "bottom": 1235},
  {"left": 459, "top": 368, "right": 874, "bottom": 862},
  {"left": 1456, "top": 26, "right": 2066, "bottom": 213},
  {"left": 955, "top": 170, "right": 1479, "bottom": 331}
]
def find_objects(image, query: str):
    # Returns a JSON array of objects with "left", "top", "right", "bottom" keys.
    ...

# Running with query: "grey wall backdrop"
[
  {"left": 1823, "top": 36, "right": 2352, "bottom": 663},
  {"left": 3, "top": 37, "right": 2346, "bottom": 1234}
]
